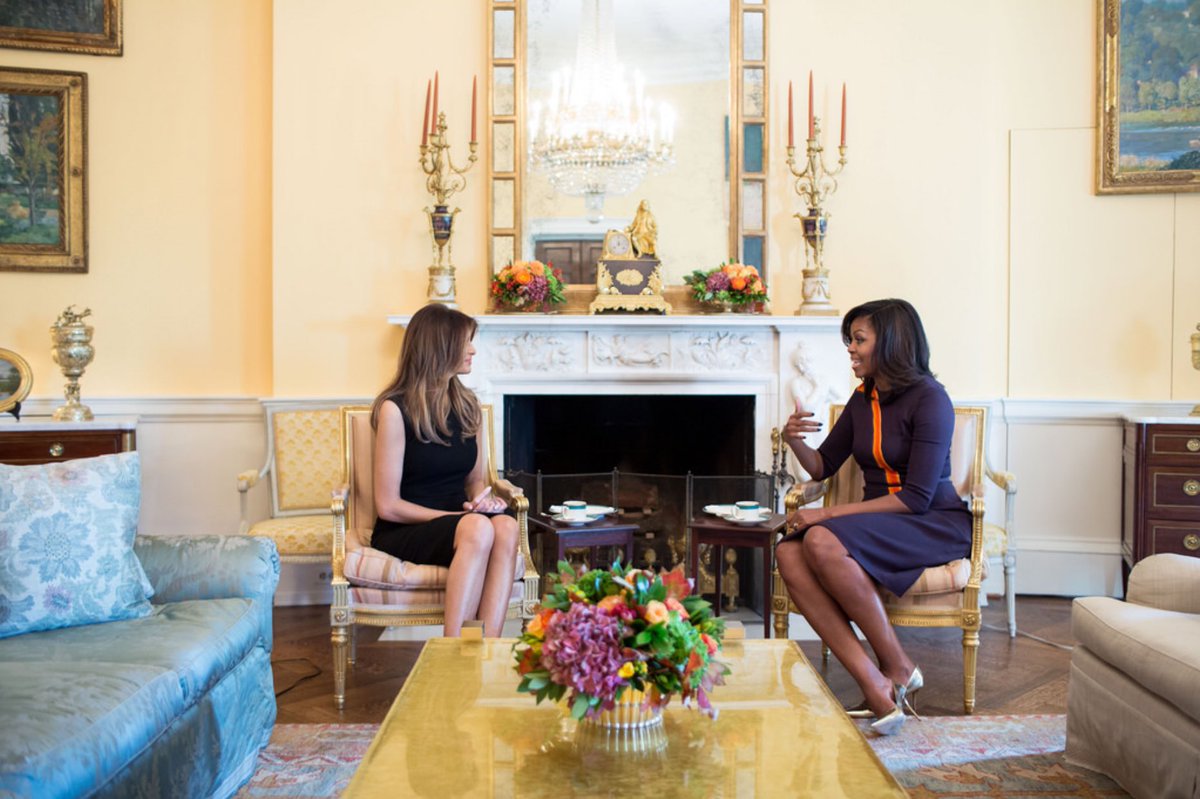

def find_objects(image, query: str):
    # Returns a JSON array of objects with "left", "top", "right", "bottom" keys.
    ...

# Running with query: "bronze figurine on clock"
[{"left": 589, "top": 202, "right": 672, "bottom": 315}]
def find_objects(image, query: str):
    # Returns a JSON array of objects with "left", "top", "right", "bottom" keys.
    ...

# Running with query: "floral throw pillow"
[{"left": 0, "top": 451, "right": 153, "bottom": 639}]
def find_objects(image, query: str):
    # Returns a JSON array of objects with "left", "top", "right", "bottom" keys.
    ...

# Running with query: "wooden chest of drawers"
[
  {"left": 0, "top": 419, "right": 137, "bottom": 465},
  {"left": 1122, "top": 419, "right": 1200, "bottom": 576}
]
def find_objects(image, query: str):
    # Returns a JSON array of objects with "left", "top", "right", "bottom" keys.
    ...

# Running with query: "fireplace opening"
[
  {"left": 503, "top": 394, "right": 754, "bottom": 476},
  {"left": 503, "top": 394, "right": 774, "bottom": 621}
]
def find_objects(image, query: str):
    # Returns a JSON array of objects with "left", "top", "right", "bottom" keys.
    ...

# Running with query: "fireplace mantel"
[{"left": 387, "top": 313, "right": 852, "bottom": 477}]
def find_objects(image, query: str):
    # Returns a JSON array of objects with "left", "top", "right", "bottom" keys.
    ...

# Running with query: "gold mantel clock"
[{"left": 588, "top": 229, "right": 672, "bottom": 314}]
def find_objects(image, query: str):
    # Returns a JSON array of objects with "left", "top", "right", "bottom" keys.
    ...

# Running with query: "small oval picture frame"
[{"left": 0, "top": 348, "right": 33, "bottom": 416}]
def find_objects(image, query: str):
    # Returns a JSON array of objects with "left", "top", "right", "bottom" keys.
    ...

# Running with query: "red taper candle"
[
  {"left": 806, "top": 70, "right": 816, "bottom": 139},
  {"left": 787, "top": 80, "right": 794, "bottom": 148},
  {"left": 471, "top": 75, "right": 478, "bottom": 143},
  {"left": 421, "top": 79, "right": 431, "bottom": 147},
  {"left": 431, "top": 71, "right": 439, "bottom": 135},
  {"left": 840, "top": 83, "right": 847, "bottom": 147}
]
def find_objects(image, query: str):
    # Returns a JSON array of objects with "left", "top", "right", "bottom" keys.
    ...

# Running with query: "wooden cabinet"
[
  {"left": 1122, "top": 419, "right": 1200, "bottom": 576},
  {"left": 0, "top": 419, "right": 137, "bottom": 465}
]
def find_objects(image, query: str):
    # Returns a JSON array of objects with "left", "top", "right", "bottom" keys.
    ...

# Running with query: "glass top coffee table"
[{"left": 344, "top": 638, "right": 906, "bottom": 798}]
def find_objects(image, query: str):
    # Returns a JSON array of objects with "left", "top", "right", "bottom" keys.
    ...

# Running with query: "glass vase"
[{"left": 580, "top": 688, "right": 663, "bottom": 730}]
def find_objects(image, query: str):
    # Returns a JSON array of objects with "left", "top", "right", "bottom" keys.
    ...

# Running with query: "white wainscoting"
[{"left": 11, "top": 395, "right": 1195, "bottom": 607}]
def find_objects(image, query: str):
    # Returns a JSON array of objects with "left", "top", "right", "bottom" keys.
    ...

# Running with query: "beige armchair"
[
  {"left": 772, "top": 405, "right": 1013, "bottom": 714},
  {"left": 237, "top": 403, "right": 342, "bottom": 564},
  {"left": 329, "top": 404, "right": 538, "bottom": 708},
  {"left": 1066, "top": 554, "right": 1200, "bottom": 798}
]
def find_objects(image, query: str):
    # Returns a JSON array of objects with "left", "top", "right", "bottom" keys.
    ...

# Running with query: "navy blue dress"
[
  {"left": 370, "top": 398, "right": 475, "bottom": 567},
  {"left": 781, "top": 375, "right": 971, "bottom": 596}
]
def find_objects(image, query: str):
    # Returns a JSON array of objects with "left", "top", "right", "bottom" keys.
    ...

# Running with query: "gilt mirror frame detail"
[
  {"left": 1096, "top": 0, "right": 1200, "bottom": 195},
  {"left": 486, "top": 0, "right": 769, "bottom": 295},
  {"left": 0, "top": 0, "right": 122, "bottom": 57},
  {"left": 0, "top": 67, "right": 88, "bottom": 274}
]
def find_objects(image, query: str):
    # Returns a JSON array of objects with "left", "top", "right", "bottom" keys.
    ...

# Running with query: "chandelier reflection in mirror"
[{"left": 529, "top": 0, "right": 676, "bottom": 222}]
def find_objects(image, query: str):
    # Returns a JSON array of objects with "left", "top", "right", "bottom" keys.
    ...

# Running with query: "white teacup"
[
  {"left": 734, "top": 500, "right": 761, "bottom": 520},
  {"left": 562, "top": 500, "right": 589, "bottom": 520}
]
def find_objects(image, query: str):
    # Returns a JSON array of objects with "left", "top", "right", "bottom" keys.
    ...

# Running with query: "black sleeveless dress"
[{"left": 370, "top": 398, "right": 476, "bottom": 567}]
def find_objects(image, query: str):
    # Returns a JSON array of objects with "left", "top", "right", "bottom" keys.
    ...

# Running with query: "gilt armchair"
[
  {"left": 329, "top": 404, "right": 538, "bottom": 708},
  {"left": 237, "top": 403, "right": 343, "bottom": 565},
  {"left": 772, "top": 405, "right": 1015, "bottom": 713}
]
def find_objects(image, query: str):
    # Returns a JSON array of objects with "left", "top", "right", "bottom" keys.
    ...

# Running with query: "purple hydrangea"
[
  {"left": 523, "top": 274, "right": 549, "bottom": 303},
  {"left": 541, "top": 602, "right": 627, "bottom": 710},
  {"left": 705, "top": 271, "right": 731, "bottom": 292}
]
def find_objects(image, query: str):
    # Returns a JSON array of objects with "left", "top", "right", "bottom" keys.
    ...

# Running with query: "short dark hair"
[{"left": 841, "top": 298, "right": 933, "bottom": 389}]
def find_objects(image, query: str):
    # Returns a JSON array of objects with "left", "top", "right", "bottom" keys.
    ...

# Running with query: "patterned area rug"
[{"left": 236, "top": 715, "right": 1130, "bottom": 798}]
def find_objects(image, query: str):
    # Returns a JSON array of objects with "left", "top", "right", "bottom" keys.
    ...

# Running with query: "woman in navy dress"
[
  {"left": 777, "top": 298, "right": 971, "bottom": 735},
  {"left": 370, "top": 303, "right": 518, "bottom": 637}
]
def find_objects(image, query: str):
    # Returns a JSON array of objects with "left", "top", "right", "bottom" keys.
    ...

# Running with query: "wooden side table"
[
  {"left": 689, "top": 512, "right": 788, "bottom": 639},
  {"left": 0, "top": 418, "right": 137, "bottom": 465},
  {"left": 1122, "top": 417, "right": 1200, "bottom": 582},
  {"left": 528, "top": 514, "right": 639, "bottom": 575}
]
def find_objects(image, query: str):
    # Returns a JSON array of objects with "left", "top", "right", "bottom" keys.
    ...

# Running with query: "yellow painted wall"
[
  {"left": 0, "top": 0, "right": 272, "bottom": 397},
  {"left": 2, "top": 1, "right": 1195, "bottom": 404}
]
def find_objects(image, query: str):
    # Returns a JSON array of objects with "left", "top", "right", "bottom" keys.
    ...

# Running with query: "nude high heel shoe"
[
  {"left": 845, "top": 666, "right": 923, "bottom": 720},
  {"left": 868, "top": 682, "right": 907, "bottom": 736}
]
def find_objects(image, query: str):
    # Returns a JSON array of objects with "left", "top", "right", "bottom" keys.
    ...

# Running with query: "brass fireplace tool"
[
  {"left": 418, "top": 73, "right": 478, "bottom": 307},
  {"left": 785, "top": 73, "right": 848, "bottom": 316}
]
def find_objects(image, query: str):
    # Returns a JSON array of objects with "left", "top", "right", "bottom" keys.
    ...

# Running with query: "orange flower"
[
  {"left": 701, "top": 633, "right": 718, "bottom": 654},
  {"left": 516, "top": 646, "right": 539, "bottom": 674},
  {"left": 730, "top": 276, "right": 747, "bottom": 291},
  {"left": 515, "top": 270, "right": 532, "bottom": 285},
  {"left": 527, "top": 607, "right": 556, "bottom": 638},
  {"left": 644, "top": 600, "right": 669, "bottom": 625},
  {"left": 531, "top": 261, "right": 545, "bottom": 276},
  {"left": 597, "top": 594, "right": 627, "bottom": 615},
  {"left": 665, "top": 596, "right": 689, "bottom": 619}
]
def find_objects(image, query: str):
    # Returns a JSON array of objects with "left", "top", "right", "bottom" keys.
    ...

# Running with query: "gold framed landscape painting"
[
  {"left": 0, "top": 0, "right": 121, "bottom": 56},
  {"left": 0, "top": 68, "right": 88, "bottom": 273},
  {"left": 1097, "top": 0, "right": 1200, "bottom": 194}
]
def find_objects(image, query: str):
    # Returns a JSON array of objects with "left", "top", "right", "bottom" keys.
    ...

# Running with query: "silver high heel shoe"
[
  {"left": 869, "top": 682, "right": 907, "bottom": 736},
  {"left": 846, "top": 666, "right": 923, "bottom": 720}
]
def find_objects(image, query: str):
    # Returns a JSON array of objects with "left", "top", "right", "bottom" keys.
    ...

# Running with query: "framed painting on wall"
[
  {"left": 0, "top": 67, "right": 88, "bottom": 273},
  {"left": 0, "top": 0, "right": 121, "bottom": 56},
  {"left": 1097, "top": 0, "right": 1200, "bottom": 194}
]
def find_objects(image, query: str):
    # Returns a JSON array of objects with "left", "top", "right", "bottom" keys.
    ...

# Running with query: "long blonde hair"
[{"left": 370, "top": 303, "right": 481, "bottom": 444}]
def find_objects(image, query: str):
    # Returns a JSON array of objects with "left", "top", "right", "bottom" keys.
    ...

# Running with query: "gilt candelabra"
[
  {"left": 418, "top": 74, "right": 478, "bottom": 307},
  {"left": 786, "top": 116, "right": 847, "bottom": 316}
]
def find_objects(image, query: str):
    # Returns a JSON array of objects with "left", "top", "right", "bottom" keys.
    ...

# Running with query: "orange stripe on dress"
[{"left": 869, "top": 387, "right": 902, "bottom": 494}]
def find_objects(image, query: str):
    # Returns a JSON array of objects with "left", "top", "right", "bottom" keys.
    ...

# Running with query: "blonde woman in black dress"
[
  {"left": 777, "top": 298, "right": 971, "bottom": 735},
  {"left": 370, "top": 303, "right": 518, "bottom": 637}
]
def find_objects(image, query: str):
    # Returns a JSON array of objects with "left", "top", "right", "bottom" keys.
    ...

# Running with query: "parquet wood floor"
[{"left": 271, "top": 595, "right": 1075, "bottom": 724}]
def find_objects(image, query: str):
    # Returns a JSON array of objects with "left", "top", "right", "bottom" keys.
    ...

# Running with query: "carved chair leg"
[
  {"left": 1004, "top": 553, "right": 1017, "bottom": 637},
  {"left": 962, "top": 627, "right": 980, "bottom": 714},
  {"left": 348, "top": 623, "right": 358, "bottom": 666},
  {"left": 332, "top": 625, "right": 349, "bottom": 710},
  {"left": 771, "top": 567, "right": 790, "bottom": 640}
]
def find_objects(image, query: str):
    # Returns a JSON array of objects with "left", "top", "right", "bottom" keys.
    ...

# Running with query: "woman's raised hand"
[{"left": 783, "top": 399, "right": 822, "bottom": 447}]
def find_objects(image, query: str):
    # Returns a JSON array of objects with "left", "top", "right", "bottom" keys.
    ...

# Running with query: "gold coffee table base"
[{"left": 345, "top": 639, "right": 906, "bottom": 798}]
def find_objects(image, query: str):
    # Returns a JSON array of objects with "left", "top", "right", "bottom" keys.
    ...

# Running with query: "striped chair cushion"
[{"left": 881, "top": 557, "right": 990, "bottom": 608}]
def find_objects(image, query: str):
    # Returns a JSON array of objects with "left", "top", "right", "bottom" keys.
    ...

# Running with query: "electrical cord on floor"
[
  {"left": 271, "top": 657, "right": 322, "bottom": 698},
  {"left": 982, "top": 623, "right": 1074, "bottom": 651}
]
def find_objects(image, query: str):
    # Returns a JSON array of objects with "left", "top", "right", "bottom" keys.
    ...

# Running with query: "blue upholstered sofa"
[{"left": 0, "top": 534, "right": 279, "bottom": 798}]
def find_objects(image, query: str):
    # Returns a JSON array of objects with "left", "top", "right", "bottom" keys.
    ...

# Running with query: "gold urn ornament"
[{"left": 50, "top": 305, "right": 95, "bottom": 422}]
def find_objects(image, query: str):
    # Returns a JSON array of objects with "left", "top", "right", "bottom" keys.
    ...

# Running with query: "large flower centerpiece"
[
  {"left": 490, "top": 260, "right": 566, "bottom": 312},
  {"left": 513, "top": 561, "right": 729, "bottom": 724},
  {"left": 683, "top": 262, "right": 768, "bottom": 311}
]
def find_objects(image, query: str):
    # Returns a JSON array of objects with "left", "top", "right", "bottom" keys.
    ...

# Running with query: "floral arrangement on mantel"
[
  {"left": 513, "top": 561, "right": 729, "bottom": 722},
  {"left": 683, "top": 262, "right": 768, "bottom": 310},
  {"left": 490, "top": 260, "right": 566, "bottom": 312}
]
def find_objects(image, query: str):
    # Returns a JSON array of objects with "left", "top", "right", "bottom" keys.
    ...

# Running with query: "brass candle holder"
[
  {"left": 1191, "top": 323, "right": 1199, "bottom": 416},
  {"left": 419, "top": 112, "right": 478, "bottom": 307},
  {"left": 50, "top": 305, "right": 95, "bottom": 422},
  {"left": 786, "top": 117, "right": 847, "bottom": 316}
]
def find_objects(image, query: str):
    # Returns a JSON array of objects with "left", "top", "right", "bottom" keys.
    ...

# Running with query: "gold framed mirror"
[{"left": 486, "top": 0, "right": 768, "bottom": 307}]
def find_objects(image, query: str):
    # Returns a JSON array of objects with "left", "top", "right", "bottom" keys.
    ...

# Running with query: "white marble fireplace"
[{"left": 387, "top": 313, "right": 851, "bottom": 481}]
